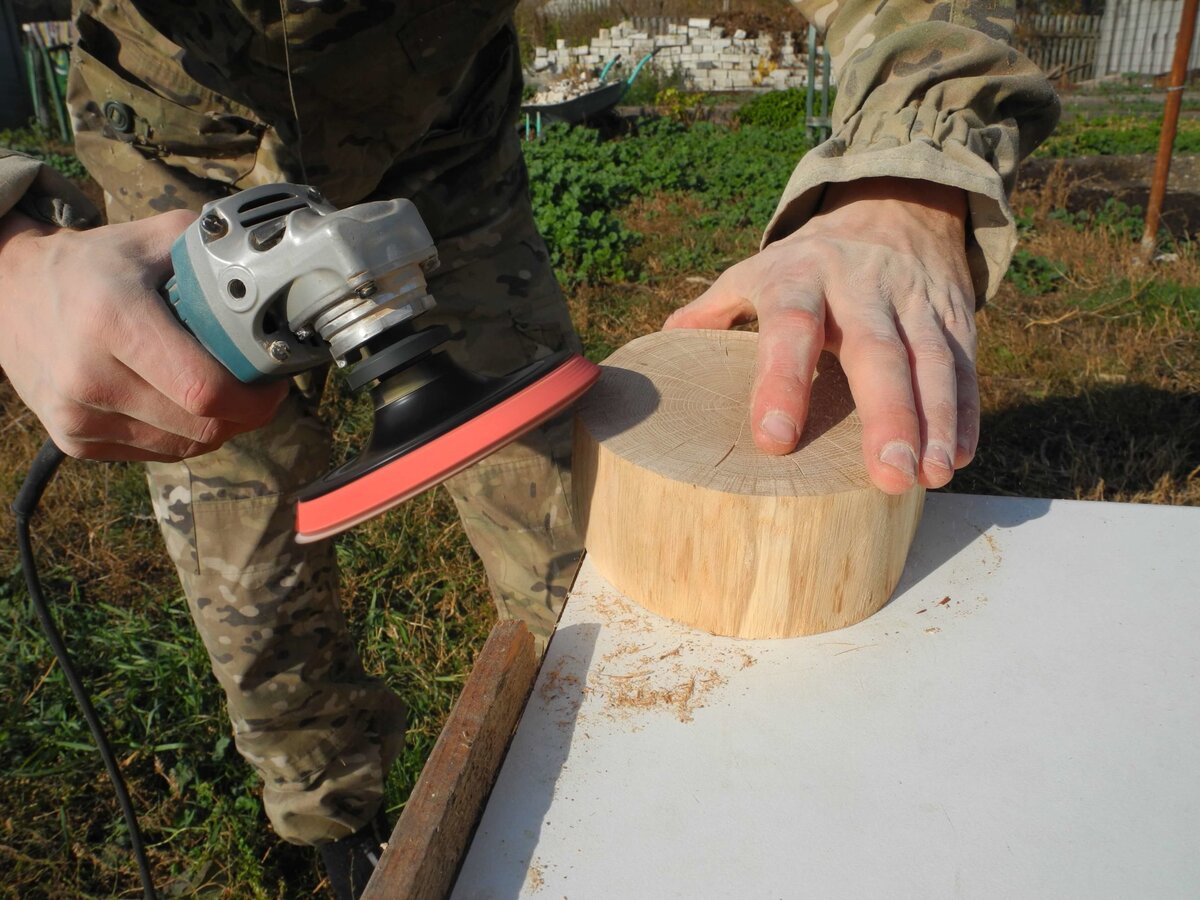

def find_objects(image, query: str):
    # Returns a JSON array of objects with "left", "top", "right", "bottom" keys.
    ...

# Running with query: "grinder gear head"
[{"left": 166, "top": 183, "right": 440, "bottom": 380}]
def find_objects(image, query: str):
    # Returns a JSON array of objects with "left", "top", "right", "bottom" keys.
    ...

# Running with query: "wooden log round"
[{"left": 572, "top": 329, "right": 925, "bottom": 639}]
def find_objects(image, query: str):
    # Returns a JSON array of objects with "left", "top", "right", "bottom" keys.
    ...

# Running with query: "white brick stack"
[{"left": 530, "top": 19, "right": 815, "bottom": 92}]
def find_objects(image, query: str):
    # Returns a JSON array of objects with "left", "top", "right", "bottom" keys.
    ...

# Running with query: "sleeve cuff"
[
  {"left": 761, "top": 139, "right": 1018, "bottom": 305},
  {"left": 0, "top": 152, "right": 100, "bottom": 229}
]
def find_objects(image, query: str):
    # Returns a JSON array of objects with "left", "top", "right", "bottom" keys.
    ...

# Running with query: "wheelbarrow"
[{"left": 522, "top": 51, "right": 657, "bottom": 137}]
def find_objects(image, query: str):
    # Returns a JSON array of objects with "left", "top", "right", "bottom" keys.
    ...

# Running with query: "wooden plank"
[{"left": 363, "top": 619, "right": 538, "bottom": 900}]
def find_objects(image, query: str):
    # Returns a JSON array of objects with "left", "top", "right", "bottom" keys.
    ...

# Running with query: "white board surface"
[{"left": 453, "top": 494, "right": 1200, "bottom": 899}]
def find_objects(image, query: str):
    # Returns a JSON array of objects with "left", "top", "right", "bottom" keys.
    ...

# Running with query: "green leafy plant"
[
  {"left": 0, "top": 121, "right": 86, "bottom": 180},
  {"left": 654, "top": 87, "right": 709, "bottom": 123},
  {"left": 1007, "top": 249, "right": 1064, "bottom": 295},
  {"left": 1048, "top": 198, "right": 1145, "bottom": 243},
  {"left": 1036, "top": 115, "right": 1200, "bottom": 158},
  {"left": 736, "top": 88, "right": 808, "bottom": 129},
  {"left": 522, "top": 118, "right": 812, "bottom": 284}
]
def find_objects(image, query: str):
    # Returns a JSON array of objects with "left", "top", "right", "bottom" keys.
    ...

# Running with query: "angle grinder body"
[{"left": 162, "top": 184, "right": 599, "bottom": 541}]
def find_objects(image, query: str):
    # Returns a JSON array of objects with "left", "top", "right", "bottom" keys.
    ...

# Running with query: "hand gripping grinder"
[{"left": 166, "top": 183, "right": 599, "bottom": 543}]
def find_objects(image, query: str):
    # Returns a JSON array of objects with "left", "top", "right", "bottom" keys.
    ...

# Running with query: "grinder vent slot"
[
  {"left": 237, "top": 192, "right": 307, "bottom": 228},
  {"left": 238, "top": 191, "right": 294, "bottom": 212}
]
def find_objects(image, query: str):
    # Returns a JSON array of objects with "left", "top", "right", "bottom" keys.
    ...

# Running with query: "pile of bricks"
[{"left": 530, "top": 18, "right": 814, "bottom": 92}]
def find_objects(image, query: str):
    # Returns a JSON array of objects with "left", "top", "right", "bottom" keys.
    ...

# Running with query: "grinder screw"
[
  {"left": 200, "top": 212, "right": 228, "bottom": 238},
  {"left": 355, "top": 281, "right": 377, "bottom": 298},
  {"left": 268, "top": 340, "right": 291, "bottom": 362}
]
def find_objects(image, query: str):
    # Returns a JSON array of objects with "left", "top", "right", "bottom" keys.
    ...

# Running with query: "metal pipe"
[
  {"left": 1142, "top": 0, "right": 1200, "bottom": 259},
  {"left": 806, "top": 24, "right": 816, "bottom": 142}
]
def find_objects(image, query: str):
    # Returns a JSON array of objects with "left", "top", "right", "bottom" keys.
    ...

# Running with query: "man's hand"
[
  {"left": 0, "top": 210, "right": 287, "bottom": 461},
  {"left": 664, "top": 177, "right": 977, "bottom": 494}
]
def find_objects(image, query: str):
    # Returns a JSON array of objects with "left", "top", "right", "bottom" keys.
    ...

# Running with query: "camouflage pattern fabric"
[
  {"left": 0, "top": 0, "right": 1052, "bottom": 849},
  {"left": 778, "top": 0, "right": 1061, "bottom": 303},
  {"left": 67, "top": 0, "right": 581, "bottom": 845},
  {"left": 0, "top": 148, "right": 99, "bottom": 228}
]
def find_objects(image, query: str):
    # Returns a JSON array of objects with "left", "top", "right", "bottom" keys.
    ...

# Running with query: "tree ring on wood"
[{"left": 573, "top": 329, "right": 925, "bottom": 639}]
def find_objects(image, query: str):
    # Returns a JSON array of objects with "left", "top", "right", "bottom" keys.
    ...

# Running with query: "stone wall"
[{"left": 531, "top": 18, "right": 817, "bottom": 92}]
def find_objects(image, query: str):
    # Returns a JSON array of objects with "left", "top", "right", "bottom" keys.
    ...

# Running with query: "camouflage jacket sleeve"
[
  {"left": 0, "top": 148, "right": 99, "bottom": 228},
  {"left": 765, "top": 0, "right": 1061, "bottom": 302}
]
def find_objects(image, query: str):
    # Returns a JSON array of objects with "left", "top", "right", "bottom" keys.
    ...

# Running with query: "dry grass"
[
  {"left": 584, "top": 172, "right": 1200, "bottom": 507},
  {"left": 964, "top": 175, "right": 1199, "bottom": 505},
  {"left": 0, "top": 158, "right": 1195, "bottom": 896}
]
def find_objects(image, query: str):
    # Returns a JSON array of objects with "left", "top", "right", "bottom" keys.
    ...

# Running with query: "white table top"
[{"left": 454, "top": 494, "right": 1200, "bottom": 899}]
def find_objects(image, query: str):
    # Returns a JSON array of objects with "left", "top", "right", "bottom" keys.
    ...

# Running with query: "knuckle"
[
  {"left": 191, "top": 417, "right": 236, "bottom": 452},
  {"left": 145, "top": 432, "right": 192, "bottom": 461},
  {"left": 54, "top": 437, "right": 90, "bottom": 460},
  {"left": 912, "top": 338, "right": 955, "bottom": 370},
  {"left": 175, "top": 368, "right": 222, "bottom": 417},
  {"left": 771, "top": 306, "right": 824, "bottom": 337},
  {"left": 179, "top": 439, "right": 220, "bottom": 460},
  {"left": 53, "top": 402, "right": 96, "bottom": 441},
  {"left": 925, "top": 399, "right": 959, "bottom": 432},
  {"left": 69, "top": 376, "right": 114, "bottom": 411},
  {"left": 48, "top": 418, "right": 102, "bottom": 460},
  {"left": 857, "top": 329, "right": 907, "bottom": 361}
]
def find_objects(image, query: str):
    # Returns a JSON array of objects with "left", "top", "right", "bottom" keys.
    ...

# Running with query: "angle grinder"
[{"left": 166, "top": 183, "right": 600, "bottom": 542}]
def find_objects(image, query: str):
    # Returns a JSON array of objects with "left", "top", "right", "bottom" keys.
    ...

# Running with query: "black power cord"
[{"left": 12, "top": 439, "right": 158, "bottom": 900}]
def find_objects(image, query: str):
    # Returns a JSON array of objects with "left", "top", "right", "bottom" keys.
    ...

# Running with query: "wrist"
[
  {"left": 0, "top": 210, "right": 58, "bottom": 258},
  {"left": 819, "top": 176, "right": 967, "bottom": 242}
]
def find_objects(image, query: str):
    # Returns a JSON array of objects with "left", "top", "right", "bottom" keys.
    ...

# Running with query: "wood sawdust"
[
  {"left": 525, "top": 862, "right": 545, "bottom": 892},
  {"left": 583, "top": 633, "right": 756, "bottom": 725},
  {"left": 539, "top": 662, "right": 580, "bottom": 703},
  {"left": 538, "top": 657, "right": 583, "bottom": 730},
  {"left": 982, "top": 531, "right": 1003, "bottom": 567},
  {"left": 590, "top": 666, "right": 727, "bottom": 723},
  {"left": 592, "top": 589, "right": 654, "bottom": 633}
]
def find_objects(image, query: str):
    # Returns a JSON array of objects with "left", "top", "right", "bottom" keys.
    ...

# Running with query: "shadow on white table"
[{"left": 454, "top": 494, "right": 1199, "bottom": 899}]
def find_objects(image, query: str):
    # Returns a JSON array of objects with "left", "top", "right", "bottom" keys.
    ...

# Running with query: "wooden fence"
[
  {"left": 1015, "top": 14, "right": 1103, "bottom": 81},
  {"left": 1095, "top": 0, "right": 1200, "bottom": 78},
  {"left": 542, "top": 0, "right": 615, "bottom": 17}
]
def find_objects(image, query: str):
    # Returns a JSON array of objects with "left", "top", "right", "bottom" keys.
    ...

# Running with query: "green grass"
[
  {"left": 1035, "top": 114, "right": 1200, "bottom": 157},
  {"left": 523, "top": 118, "right": 811, "bottom": 284},
  {"left": 1080, "top": 277, "right": 1200, "bottom": 331},
  {"left": 0, "top": 122, "right": 87, "bottom": 180},
  {"left": 2, "top": 102, "right": 1199, "bottom": 896}
]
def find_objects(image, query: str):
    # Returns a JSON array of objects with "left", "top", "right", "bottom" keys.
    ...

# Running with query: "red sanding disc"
[{"left": 294, "top": 354, "right": 600, "bottom": 543}]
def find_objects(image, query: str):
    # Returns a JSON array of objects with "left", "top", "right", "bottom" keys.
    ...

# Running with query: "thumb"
[{"left": 663, "top": 270, "right": 756, "bottom": 331}]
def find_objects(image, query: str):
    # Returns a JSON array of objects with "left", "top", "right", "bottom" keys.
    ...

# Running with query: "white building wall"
[{"left": 531, "top": 19, "right": 819, "bottom": 93}]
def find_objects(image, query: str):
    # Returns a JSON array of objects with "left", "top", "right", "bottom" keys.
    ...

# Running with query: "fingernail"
[
  {"left": 923, "top": 443, "right": 954, "bottom": 472},
  {"left": 879, "top": 441, "right": 918, "bottom": 481},
  {"left": 761, "top": 411, "right": 798, "bottom": 445}
]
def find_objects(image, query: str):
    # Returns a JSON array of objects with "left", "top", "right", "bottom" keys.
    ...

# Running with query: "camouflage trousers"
[
  {"left": 68, "top": 19, "right": 582, "bottom": 843},
  {"left": 142, "top": 218, "right": 581, "bottom": 843}
]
